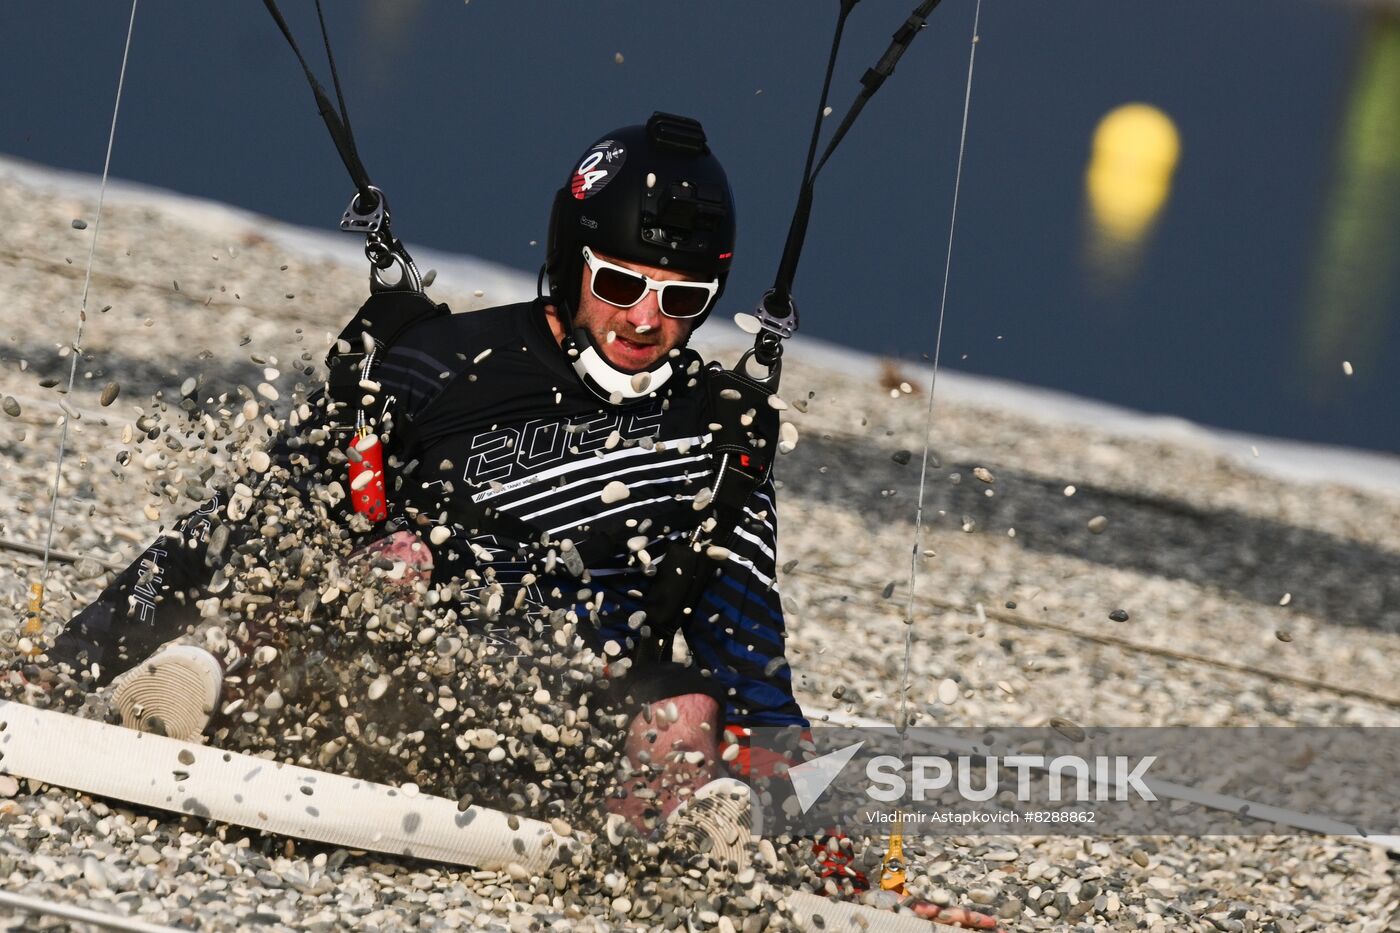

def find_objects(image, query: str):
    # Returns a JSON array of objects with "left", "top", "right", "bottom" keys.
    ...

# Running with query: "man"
[
  {"left": 44, "top": 112, "right": 807, "bottom": 846},
  {"left": 31, "top": 113, "right": 1010, "bottom": 925}
]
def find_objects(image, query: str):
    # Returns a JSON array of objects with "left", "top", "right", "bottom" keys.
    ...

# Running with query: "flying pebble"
[
  {"left": 2, "top": 396, "right": 21, "bottom": 417},
  {"left": 1342, "top": 360, "right": 1353, "bottom": 376},
  {"left": 973, "top": 467, "right": 995, "bottom": 483},
  {"left": 429, "top": 525, "right": 451, "bottom": 545},
  {"left": 99, "top": 382, "right": 120, "bottom": 407},
  {"left": 1109, "top": 608, "right": 1130, "bottom": 622},
  {"left": 778, "top": 421, "right": 798, "bottom": 453},
  {"left": 249, "top": 450, "right": 271, "bottom": 474},
  {"left": 1050, "top": 717, "right": 1086, "bottom": 742},
  {"left": 937, "top": 678, "right": 959, "bottom": 705},
  {"left": 1087, "top": 515, "right": 1108, "bottom": 534},
  {"left": 600, "top": 481, "right": 629, "bottom": 504}
]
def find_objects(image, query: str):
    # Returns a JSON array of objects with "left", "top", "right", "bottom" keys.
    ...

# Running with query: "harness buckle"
[
  {"left": 341, "top": 185, "right": 388, "bottom": 234},
  {"left": 754, "top": 288, "right": 800, "bottom": 340}
]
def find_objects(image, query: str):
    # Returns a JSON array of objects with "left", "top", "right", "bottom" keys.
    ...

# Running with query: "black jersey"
[{"left": 54, "top": 300, "right": 806, "bottom": 729}]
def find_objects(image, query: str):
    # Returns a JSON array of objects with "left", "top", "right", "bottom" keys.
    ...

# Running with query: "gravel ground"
[{"left": 3, "top": 162, "right": 1400, "bottom": 932}]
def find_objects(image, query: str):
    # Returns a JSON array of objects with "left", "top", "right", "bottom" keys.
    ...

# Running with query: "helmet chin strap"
[{"left": 567, "top": 326, "right": 675, "bottom": 400}]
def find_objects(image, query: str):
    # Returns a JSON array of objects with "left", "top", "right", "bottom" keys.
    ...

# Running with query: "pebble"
[
  {"left": 600, "top": 481, "right": 630, "bottom": 504},
  {"left": 1088, "top": 515, "right": 1109, "bottom": 534},
  {"left": 778, "top": 421, "right": 798, "bottom": 454},
  {"left": 936, "top": 678, "right": 959, "bottom": 705},
  {"left": 99, "top": 382, "right": 120, "bottom": 406},
  {"left": 1109, "top": 608, "right": 1130, "bottom": 622},
  {"left": 430, "top": 525, "right": 452, "bottom": 545},
  {"left": 249, "top": 450, "right": 272, "bottom": 473},
  {"left": 3, "top": 396, "right": 21, "bottom": 417},
  {"left": 1050, "top": 717, "right": 1086, "bottom": 742},
  {"left": 82, "top": 856, "right": 110, "bottom": 890}
]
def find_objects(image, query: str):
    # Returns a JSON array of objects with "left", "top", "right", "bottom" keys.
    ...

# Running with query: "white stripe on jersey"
[
  {"left": 515, "top": 468, "right": 709, "bottom": 522},
  {"left": 731, "top": 525, "right": 776, "bottom": 564},
  {"left": 723, "top": 550, "right": 777, "bottom": 590},
  {"left": 545, "top": 493, "right": 696, "bottom": 537},
  {"left": 470, "top": 433, "right": 712, "bottom": 504}
]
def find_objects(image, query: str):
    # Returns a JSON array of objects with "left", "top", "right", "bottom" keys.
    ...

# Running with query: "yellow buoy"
[{"left": 1087, "top": 102, "right": 1181, "bottom": 242}]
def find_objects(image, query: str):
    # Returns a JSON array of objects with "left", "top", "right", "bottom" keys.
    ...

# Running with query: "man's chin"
[{"left": 599, "top": 342, "right": 665, "bottom": 373}]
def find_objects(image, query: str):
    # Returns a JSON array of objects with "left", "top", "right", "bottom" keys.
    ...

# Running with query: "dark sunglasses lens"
[
  {"left": 593, "top": 266, "right": 647, "bottom": 306},
  {"left": 660, "top": 284, "right": 712, "bottom": 319}
]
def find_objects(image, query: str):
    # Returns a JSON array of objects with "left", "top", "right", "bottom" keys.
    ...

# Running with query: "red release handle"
[{"left": 348, "top": 431, "right": 388, "bottom": 521}]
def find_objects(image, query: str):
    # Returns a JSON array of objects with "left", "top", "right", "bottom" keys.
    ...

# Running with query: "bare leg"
[{"left": 606, "top": 692, "right": 722, "bottom": 835}]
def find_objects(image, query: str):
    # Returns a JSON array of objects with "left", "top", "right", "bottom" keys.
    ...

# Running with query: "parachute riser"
[{"left": 741, "top": 0, "right": 944, "bottom": 388}]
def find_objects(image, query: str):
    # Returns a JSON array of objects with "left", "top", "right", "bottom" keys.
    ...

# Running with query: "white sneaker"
[
  {"left": 111, "top": 645, "right": 223, "bottom": 741},
  {"left": 662, "top": 777, "right": 754, "bottom": 871}
]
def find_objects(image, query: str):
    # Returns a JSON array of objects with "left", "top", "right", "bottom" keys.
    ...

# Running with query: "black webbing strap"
[
  {"left": 772, "top": 0, "right": 859, "bottom": 305},
  {"left": 771, "top": 0, "right": 945, "bottom": 306},
  {"left": 261, "top": 0, "right": 376, "bottom": 209},
  {"left": 811, "top": 0, "right": 945, "bottom": 180},
  {"left": 634, "top": 365, "right": 781, "bottom": 664}
]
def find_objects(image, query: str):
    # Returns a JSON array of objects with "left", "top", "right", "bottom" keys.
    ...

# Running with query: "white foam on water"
[{"left": 9, "top": 153, "right": 1399, "bottom": 497}]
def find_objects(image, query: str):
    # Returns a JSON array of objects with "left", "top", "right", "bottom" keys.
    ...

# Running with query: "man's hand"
[
  {"left": 608, "top": 693, "right": 722, "bottom": 835},
  {"left": 348, "top": 530, "right": 434, "bottom": 589}
]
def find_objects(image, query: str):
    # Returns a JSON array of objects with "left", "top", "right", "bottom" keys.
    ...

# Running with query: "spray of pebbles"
[{"left": 1, "top": 381, "right": 836, "bottom": 929}]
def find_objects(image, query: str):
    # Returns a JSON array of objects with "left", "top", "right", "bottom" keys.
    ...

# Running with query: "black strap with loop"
[
  {"left": 261, "top": 0, "right": 423, "bottom": 295},
  {"left": 638, "top": 0, "right": 950, "bottom": 664},
  {"left": 261, "top": 0, "right": 439, "bottom": 523}
]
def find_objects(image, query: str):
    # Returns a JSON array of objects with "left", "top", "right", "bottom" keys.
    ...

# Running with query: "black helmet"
[{"left": 545, "top": 112, "right": 736, "bottom": 332}]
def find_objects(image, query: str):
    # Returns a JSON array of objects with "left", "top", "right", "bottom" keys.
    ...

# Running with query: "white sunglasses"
[{"left": 582, "top": 246, "right": 719, "bottom": 320}]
